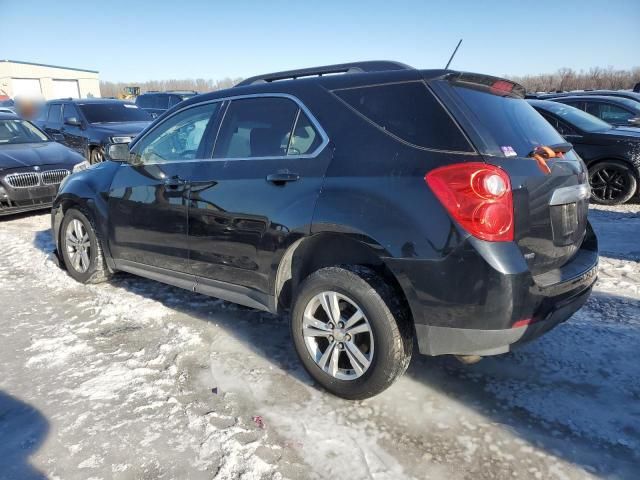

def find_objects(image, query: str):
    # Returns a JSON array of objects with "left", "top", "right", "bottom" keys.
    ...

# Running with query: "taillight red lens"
[{"left": 425, "top": 162, "right": 514, "bottom": 242}]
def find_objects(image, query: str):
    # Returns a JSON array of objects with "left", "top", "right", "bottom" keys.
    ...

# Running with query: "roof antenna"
[{"left": 445, "top": 39, "right": 463, "bottom": 70}]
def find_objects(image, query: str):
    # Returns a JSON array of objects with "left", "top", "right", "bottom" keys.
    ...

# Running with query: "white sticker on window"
[
  {"left": 501, "top": 146, "right": 517, "bottom": 157},
  {"left": 124, "top": 104, "right": 138, "bottom": 109}
]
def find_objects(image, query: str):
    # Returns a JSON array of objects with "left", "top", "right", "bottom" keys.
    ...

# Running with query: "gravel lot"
[{"left": 0, "top": 204, "right": 638, "bottom": 480}]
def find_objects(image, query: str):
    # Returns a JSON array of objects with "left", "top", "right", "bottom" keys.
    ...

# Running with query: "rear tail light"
[{"left": 425, "top": 162, "right": 514, "bottom": 242}]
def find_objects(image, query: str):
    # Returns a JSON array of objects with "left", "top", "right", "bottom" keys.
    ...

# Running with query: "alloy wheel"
[
  {"left": 302, "top": 291, "right": 374, "bottom": 380},
  {"left": 589, "top": 165, "right": 632, "bottom": 202},
  {"left": 65, "top": 219, "right": 91, "bottom": 273}
]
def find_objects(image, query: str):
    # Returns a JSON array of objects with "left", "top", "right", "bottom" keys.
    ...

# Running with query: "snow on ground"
[{"left": 0, "top": 204, "right": 638, "bottom": 479}]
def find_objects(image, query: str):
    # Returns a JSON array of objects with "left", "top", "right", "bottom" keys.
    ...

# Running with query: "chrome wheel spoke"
[
  {"left": 344, "top": 346, "right": 364, "bottom": 376},
  {"left": 345, "top": 341, "right": 370, "bottom": 371},
  {"left": 329, "top": 345, "right": 340, "bottom": 377},
  {"left": 317, "top": 342, "right": 336, "bottom": 371},
  {"left": 346, "top": 322, "right": 371, "bottom": 336},
  {"left": 319, "top": 291, "right": 341, "bottom": 324},
  {"left": 344, "top": 309, "right": 364, "bottom": 329}
]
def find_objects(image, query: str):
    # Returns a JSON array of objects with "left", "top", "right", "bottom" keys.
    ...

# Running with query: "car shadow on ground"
[
  {"left": 0, "top": 391, "right": 49, "bottom": 480},
  {"left": 30, "top": 219, "right": 640, "bottom": 478}
]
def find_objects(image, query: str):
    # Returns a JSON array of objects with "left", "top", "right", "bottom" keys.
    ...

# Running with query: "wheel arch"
[{"left": 273, "top": 232, "right": 411, "bottom": 318}]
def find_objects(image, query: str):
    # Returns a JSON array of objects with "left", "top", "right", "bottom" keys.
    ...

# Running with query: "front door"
[
  {"left": 186, "top": 96, "right": 332, "bottom": 296},
  {"left": 107, "top": 102, "right": 221, "bottom": 273}
]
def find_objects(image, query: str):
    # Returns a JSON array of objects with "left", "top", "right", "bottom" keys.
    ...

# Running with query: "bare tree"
[
  {"left": 510, "top": 66, "right": 640, "bottom": 93},
  {"left": 99, "top": 77, "right": 243, "bottom": 98}
]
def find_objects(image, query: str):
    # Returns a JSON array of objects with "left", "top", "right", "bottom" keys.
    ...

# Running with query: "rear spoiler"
[{"left": 442, "top": 72, "right": 526, "bottom": 99}]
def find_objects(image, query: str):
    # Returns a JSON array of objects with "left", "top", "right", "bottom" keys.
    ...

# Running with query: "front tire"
[
  {"left": 589, "top": 160, "right": 637, "bottom": 205},
  {"left": 60, "top": 208, "right": 111, "bottom": 284},
  {"left": 291, "top": 266, "right": 413, "bottom": 399}
]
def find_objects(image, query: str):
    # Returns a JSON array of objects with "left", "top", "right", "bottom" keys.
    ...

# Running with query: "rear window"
[
  {"left": 453, "top": 86, "right": 567, "bottom": 157},
  {"left": 334, "top": 82, "right": 473, "bottom": 152}
]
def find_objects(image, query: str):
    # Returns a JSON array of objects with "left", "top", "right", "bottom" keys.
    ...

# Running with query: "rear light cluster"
[{"left": 425, "top": 162, "right": 514, "bottom": 242}]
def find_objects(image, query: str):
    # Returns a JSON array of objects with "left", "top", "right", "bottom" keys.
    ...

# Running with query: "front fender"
[{"left": 52, "top": 161, "right": 120, "bottom": 268}]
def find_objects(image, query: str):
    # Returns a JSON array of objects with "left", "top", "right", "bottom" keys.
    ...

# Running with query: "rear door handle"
[
  {"left": 164, "top": 175, "right": 187, "bottom": 188},
  {"left": 266, "top": 172, "right": 299, "bottom": 185}
]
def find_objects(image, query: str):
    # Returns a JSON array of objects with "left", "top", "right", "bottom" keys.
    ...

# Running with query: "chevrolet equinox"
[{"left": 52, "top": 61, "right": 598, "bottom": 399}]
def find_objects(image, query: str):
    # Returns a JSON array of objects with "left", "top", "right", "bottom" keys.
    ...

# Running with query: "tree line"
[
  {"left": 99, "top": 77, "right": 243, "bottom": 98},
  {"left": 100, "top": 66, "right": 640, "bottom": 97},
  {"left": 510, "top": 66, "right": 640, "bottom": 93}
]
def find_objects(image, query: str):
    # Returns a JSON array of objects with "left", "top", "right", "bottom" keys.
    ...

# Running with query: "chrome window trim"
[{"left": 129, "top": 93, "right": 329, "bottom": 166}]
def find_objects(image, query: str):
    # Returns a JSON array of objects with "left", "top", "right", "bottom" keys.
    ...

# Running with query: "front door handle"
[
  {"left": 266, "top": 172, "right": 299, "bottom": 185},
  {"left": 164, "top": 175, "right": 187, "bottom": 188}
]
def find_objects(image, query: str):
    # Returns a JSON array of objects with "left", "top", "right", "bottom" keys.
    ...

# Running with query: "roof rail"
[{"left": 236, "top": 61, "right": 413, "bottom": 86}]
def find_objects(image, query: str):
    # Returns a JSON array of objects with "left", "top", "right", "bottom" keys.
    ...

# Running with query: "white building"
[{"left": 0, "top": 60, "right": 101, "bottom": 100}]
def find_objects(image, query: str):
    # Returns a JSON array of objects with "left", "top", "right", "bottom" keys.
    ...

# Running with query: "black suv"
[
  {"left": 135, "top": 91, "right": 198, "bottom": 118},
  {"left": 35, "top": 98, "right": 153, "bottom": 164},
  {"left": 52, "top": 62, "right": 598, "bottom": 399}
]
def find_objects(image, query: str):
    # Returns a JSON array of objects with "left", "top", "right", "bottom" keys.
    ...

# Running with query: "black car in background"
[
  {"left": 530, "top": 90, "right": 640, "bottom": 103},
  {"left": 35, "top": 98, "right": 153, "bottom": 164},
  {"left": 529, "top": 99, "right": 640, "bottom": 205},
  {"left": 135, "top": 91, "right": 198, "bottom": 118},
  {"left": 548, "top": 95, "right": 640, "bottom": 127},
  {"left": 52, "top": 62, "right": 597, "bottom": 399},
  {"left": 0, "top": 112, "right": 86, "bottom": 216}
]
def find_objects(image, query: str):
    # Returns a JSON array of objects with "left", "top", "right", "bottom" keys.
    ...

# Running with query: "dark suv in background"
[
  {"left": 52, "top": 61, "right": 598, "bottom": 399},
  {"left": 35, "top": 98, "right": 153, "bottom": 164},
  {"left": 135, "top": 91, "right": 198, "bottom": 118}
]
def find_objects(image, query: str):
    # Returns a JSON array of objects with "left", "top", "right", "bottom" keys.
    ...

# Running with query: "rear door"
[
  {"left": 185, "top": 95, "right": 332, "bottom": 296},
  {"left": 432, "top": 77, "right": 590, "bottom": 274},
  {"left": 107, "top": 102, "right": 221, "bottom": 273}
]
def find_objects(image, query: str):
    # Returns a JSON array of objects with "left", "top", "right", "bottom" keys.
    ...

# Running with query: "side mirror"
[
  {"left": 64, "top": 116, "right": 82, "bottom": 127},
  {"left": 106, "top": 143, "right": 131, "bottom": 162},
  {"left": 628, "top": 117, "right": 640, "bottom": 126}
]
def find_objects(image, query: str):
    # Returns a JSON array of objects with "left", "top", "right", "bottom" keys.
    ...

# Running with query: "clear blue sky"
[{"left": 2, "top": 0, "right": 638, "bottom": 82}]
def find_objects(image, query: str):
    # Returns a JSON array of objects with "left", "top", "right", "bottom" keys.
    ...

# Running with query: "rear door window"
[
  {"left": 334, "top": 82, "right": 472, "bottom": 152},
  {"left": 213, "top": 97, "right": 299, "bottom": 159},
  {"left": 594, "top": 103, "right": 634, "bottom": 124}
]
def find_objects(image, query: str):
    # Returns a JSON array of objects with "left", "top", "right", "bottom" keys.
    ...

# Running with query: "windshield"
[
  {"left": 0, "top": 119, "right": 49, "bottom": 144},
  {"left": 452, "top": 86, "right": 567, "bottom": 157},
  {"left": 78, "top": 103, "right": 152, "bottom": 123},
  {"left": 541, "top": 102, "right": 612, "bottom": 133}
]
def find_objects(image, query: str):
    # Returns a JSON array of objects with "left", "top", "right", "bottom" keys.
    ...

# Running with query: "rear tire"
[
  {"left": 60, "top": 208, "right": 111, "bottom": 284},
  {"left": 291, "top": 266, "right": 413, "bottom": 399},
  {"left": 588, "top": 160, "right": 637, "bottom": 205}
]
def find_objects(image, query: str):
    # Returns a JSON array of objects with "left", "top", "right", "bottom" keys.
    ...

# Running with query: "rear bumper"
[
  {"left": 385, "top": 223, "right": 598, "bottom": 356},
  {"left": 415, "top": 281, "right": 593, "bottom": 355}
]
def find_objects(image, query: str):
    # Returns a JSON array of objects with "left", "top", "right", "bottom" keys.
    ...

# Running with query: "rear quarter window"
[{"left": 333, "top": 82, "right": 473, "bottom": 152}]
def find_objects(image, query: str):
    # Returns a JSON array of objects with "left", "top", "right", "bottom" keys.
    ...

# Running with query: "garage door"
[
  {"left": 52, "top": 79, "right": 80, "bottom": 99},
  {"left": 12, "top": 78, "right": 42, "bottom": 99}
]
